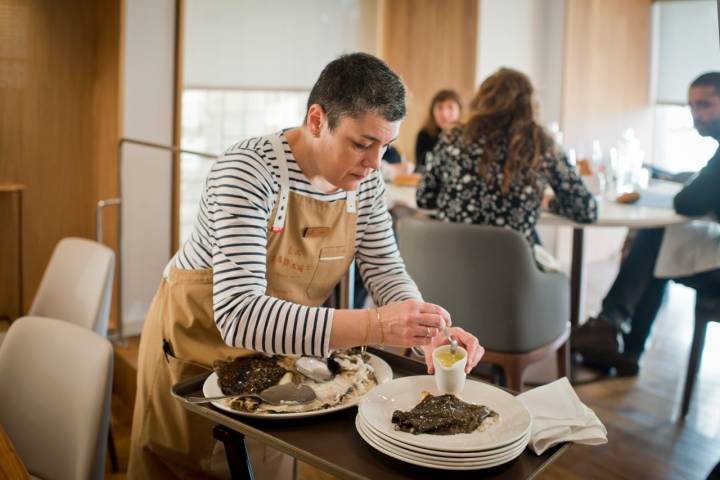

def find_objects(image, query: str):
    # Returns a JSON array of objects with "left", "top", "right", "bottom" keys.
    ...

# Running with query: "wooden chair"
[
  {"left": 680, "top": 293, "right": 720, "bottom": 418},
  {"left": 398, "top": 217, "right": 570, "bottom": 392}
]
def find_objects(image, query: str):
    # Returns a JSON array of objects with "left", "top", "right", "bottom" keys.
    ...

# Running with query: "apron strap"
[
  {"left": 269, "top": 130, "right": 357, "bottom": 225},
  {"left": 268, "top": 133, "right": 291, "bottom": 232},
  {"left": 162, "top": 252, "right": 178, "bottom": 279},
  {"left": 346, "top": 190, "right": 357, "bottom": 213}
]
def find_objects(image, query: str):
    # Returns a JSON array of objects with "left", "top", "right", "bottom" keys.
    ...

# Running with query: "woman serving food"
[{"left": 128, "top": 53, "right": 484, "bottom": 479}]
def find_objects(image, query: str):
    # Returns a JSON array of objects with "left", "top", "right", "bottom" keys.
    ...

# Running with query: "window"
[
  {"left": 652, "top": 104, "right": 718, "bottom": 174},
  {"left": 179, "top": 89, "right": 309, "bottom": 243}
]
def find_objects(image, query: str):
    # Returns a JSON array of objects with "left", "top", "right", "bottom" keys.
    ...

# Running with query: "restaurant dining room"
[{"left": 1, "top": 0, "right": 719, "bottom": 479}]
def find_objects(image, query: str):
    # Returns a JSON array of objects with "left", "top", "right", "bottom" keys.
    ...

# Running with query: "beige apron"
[{"left": 128, "top": 133, "right": 358, "bottom": 479}]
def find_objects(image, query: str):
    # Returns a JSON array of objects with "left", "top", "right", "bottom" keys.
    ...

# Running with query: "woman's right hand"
[{"left": 375, "top": 300, "right": 450, "bottom": 347}]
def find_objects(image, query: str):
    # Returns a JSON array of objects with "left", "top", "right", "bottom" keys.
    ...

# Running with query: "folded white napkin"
[
  {"left": 533, "top": 244, "right": 563, "bottom": 273},
  {"left": 517, "top": 377, "right": 607, "bottom": 455}
]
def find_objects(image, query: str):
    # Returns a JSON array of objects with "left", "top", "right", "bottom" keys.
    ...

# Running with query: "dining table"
[
  {"left": 537, "top": 180, "right": 689, "bottom": 327},
  {"left": 172, "top": 348, "right": 569, "bottom": 480},
  {"left": 385, "top": 179, "right": 691, "bottom": 327}
]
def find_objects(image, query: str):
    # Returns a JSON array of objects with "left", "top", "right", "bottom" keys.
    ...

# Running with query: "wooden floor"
[
  {"left": 104, "top": 284, "right": 720, "bottom": 479},
  {"left": 541, "top": 284, "right": 720, "bottom": 480}
]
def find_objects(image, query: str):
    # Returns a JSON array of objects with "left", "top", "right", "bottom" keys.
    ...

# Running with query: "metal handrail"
[
  {"left": 96, "top": 198, "right": 122, "bottom": 342},
  {"left": 96, "top": 138, "right": 218, "bottom": 343},
  {"left": 118, "top": 137, "right": 219, "bottom": 159},
  {"left": 96, "top": 198, "right": 121, "bottom": 244}
]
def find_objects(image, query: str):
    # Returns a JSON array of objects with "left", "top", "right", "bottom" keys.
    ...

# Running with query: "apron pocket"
[
  {"left": 162, "top": 338, "right": 213, "bottom": 386},
  {"left": 306, "top": 246, "right": 347, "bottom": 300}
]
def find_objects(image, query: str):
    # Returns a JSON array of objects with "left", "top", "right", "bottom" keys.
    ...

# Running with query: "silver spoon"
[
  {"left": 185, "top": 383, "right": 316, "bottom": 405},
  {"left": 444, "top": 326, "right": 459, "bottom": 354},
  {"left": 409, "top": 325, "right": 459, "bottom": 357}
]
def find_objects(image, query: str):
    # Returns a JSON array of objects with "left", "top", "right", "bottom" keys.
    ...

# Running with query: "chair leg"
[
  {"left": 681, "top": 318, "right": 708, "bottom": 419},
  {"left": 557, "top": 340, "right": 570, "bottom": 379},
  {"left": 490, "top": 365, "right": 505, "bottom": 387},
  {"left": 108, "top": 425, "right": 119, "bottom": 472},
  {"left": 482, "top": 331, "right": 569, "bottom": 392},
  {"left": 502, "top": 362, "right": 526, "bottom": 393}
]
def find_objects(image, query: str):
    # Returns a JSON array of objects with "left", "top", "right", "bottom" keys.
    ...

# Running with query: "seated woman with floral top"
[{"left": 416, "top": 68, "right": 597, "bottom": 247}]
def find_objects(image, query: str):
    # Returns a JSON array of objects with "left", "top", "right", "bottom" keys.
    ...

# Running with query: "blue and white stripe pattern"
[{"left": 176, "top": 132, "right": 422, "bottom": 357}]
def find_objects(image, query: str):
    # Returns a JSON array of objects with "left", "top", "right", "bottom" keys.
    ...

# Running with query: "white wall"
[
  {"left": 477, "top": 0, "right": 565, "bottom": 125},
  {"left": 477, "top": 0, "right": 533, "bottom": 83},
  {"left": 654, "top": 0, "right": 720, "bottom": 104},
  {"left": 121, "top": 0, "right": 176, "bottom": 335},
  {"left": 184, "top": 0, "right": 380, "bottom": 89},
  {"left": 531, "top": 0, "right": 565, "bottom": 127}
]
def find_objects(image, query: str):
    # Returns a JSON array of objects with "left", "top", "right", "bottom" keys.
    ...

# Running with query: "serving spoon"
[{"left": 184, "top": 383, "right": 316, "bottom": 405}]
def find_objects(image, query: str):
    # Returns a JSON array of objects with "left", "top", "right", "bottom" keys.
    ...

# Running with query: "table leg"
[
  {"left": 568, "top": 227, "right": 612, "bottom": 383},
  {"left": 570, "top": 227, "right": 585, "bottom": 327},
  {"left": 213, "top": 424, "right": 255, "bottom": 480}
]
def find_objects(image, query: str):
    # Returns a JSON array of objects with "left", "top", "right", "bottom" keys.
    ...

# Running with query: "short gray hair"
[{"left": 306, "top": 52, "right": 406, "bottom": 130}]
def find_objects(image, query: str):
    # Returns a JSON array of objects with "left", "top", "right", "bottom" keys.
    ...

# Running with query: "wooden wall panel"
[
  {"left": 94, "top": 0, "right": 122, "bottom": 329},
  {"left": 0, "top": 0, "right": 121, "bottom": 318},
  {"left": 0, "top": 186, "right": 23, "bottom": 319},
  {"left": 382, "top": 0, "right": 478, "bottom": 161},
  {"left": 561, "top": 0, "right": 653, "bottom": 158}
]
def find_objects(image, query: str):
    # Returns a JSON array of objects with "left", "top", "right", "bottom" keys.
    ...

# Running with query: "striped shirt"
[{"left": 175, "top": 131, "right": 422, "bottom": 357}]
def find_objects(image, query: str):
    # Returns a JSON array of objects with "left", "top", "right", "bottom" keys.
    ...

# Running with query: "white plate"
[
  {"left": 358, "top": 413, "right": 530, "bottom": 458},
  {"left": 357, "top": 413, "right": 530, "bottom": 460},
  {"left": 355, "top": 415, "right": 527, "bottom": 470},
  {"left": 358, "top": 375, "right": 531, "bottom": 452},
  {"left": 356, "top": 415, "right": 527, "bottom": 468},
  {"left": 202, "top": 353, "right": 392, "bottom": 419}
]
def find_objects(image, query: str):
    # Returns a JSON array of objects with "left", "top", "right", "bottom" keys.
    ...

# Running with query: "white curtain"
[
  {"left": 183, "top": 0, "right": 380, "bottom": 90},
  {"left": 654, "top": 0, "right": 720, "bottom": 105}
]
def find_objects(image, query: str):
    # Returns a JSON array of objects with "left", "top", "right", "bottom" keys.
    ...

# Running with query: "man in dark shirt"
[{"left": 572, "top": 72, "right": 720, "bottom": 375}]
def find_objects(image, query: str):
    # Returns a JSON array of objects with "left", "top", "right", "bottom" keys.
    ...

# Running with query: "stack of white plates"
[{"left": 356, "top": 375, "right": 532, "bottom": 470}]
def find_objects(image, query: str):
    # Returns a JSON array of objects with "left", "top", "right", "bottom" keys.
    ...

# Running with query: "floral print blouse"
[{"left": 416, "top": 127, "right": 597, "bottom": 245}]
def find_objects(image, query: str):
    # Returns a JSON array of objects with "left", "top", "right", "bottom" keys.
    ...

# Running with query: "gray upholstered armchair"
[{"left": 398, "top": 216, "right": 570, "bottom": 391}]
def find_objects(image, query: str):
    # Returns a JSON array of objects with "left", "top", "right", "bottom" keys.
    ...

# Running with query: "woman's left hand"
[{"left": 423, "top": 326, "right": 484, "bottom": 374}]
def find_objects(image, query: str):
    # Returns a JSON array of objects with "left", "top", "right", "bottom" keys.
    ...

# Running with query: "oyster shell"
[{"left": 295, "top": 356, "right": 333, "bottom": 382}]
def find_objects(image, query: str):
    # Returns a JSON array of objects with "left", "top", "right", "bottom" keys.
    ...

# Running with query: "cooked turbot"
[
  {"left": 212, "top": 349, "right": 378, "bottom": 414},
  {"left": 213, "top": 355, "right": 287, "bottom": 395},
  {"left": 391, "top": 392, "right": 499, "bottom": 435}
]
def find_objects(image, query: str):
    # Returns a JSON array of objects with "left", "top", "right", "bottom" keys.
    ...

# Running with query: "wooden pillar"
[
  {"left": 561, "top": 0, "right": 653, "bottom": 157},
  {"left": 0, "top": 0, "right": 122, "bottom": 318},
  {"left": 381, "top": 0, "right": 479, "bottom": 162}
]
